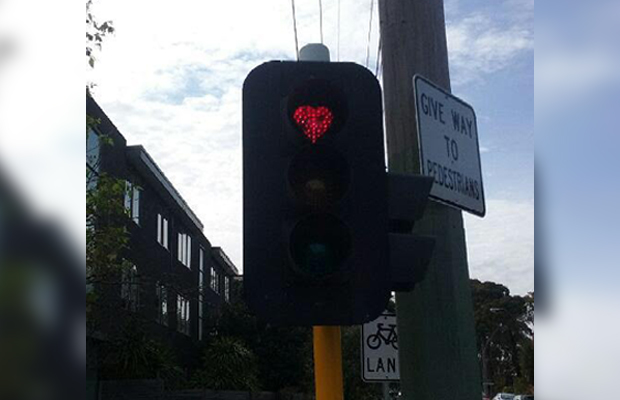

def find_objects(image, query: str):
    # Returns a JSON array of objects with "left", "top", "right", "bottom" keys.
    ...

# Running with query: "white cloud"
[
  {"left": 464, "top": 199, "right": 534, "bottom": 295},
  {"left": 446, "top": 13, "right": 533, "bottom": 86},
  {"left": 95, "top": 82, "right": 245, "bottom": 267}
]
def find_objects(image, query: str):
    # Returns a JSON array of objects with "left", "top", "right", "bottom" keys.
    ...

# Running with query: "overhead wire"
[
  {"left": 378, "top": 49, "right": 384, "bottom": 81},
  {"left": 319, "top": 0, "right": 324, "bottom": 44},
  {"left": 337, "top": 0, "right": 341, "bottom": 61},
  {"left": 375, "top": 34, "right": 382, "bottom": 77},
  {"left": 365, "top": 0, "right": 375, "bottom": 69},
  {"left": 291, "top": 0, "right": 300, "bottom": 60}
]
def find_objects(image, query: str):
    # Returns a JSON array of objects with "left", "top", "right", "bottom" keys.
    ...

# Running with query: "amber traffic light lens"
[{"left": 288, "top": 146, "right": 349, "bottom": 210}]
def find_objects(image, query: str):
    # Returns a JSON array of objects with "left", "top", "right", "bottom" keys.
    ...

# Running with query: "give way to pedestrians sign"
[
  {"left": 362, "top": 313, "right": 399, "bottom": 382},
  {"left": 413, "top": 75, "right": 486, "bottom": 217}
]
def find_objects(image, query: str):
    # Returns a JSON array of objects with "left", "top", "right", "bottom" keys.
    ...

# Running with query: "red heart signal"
[{"left": 293, "top": 106, "right": 334, "bottom": 144}]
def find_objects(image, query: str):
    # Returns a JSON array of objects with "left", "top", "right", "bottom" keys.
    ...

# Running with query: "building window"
[
  {"left": 198, "top": 248, "right": 205, "bottom": 340},
  {"left": 210, "top": 266, "right": 219, "bottom": 293},
  {"left": 177, "top": 294, "right": 190, "bottom": 335},
  {"left": 178, "top": 232, "right": 191, "bottom": 268},
  {"left": 199, "top": 248, "right": 205, "bottom": 291},
  {"left": 224, "top": 276, "right": 230, "bottom": 302},
  {"left": 157, "top": 214, "right": 169, "bottom": 249},
  {"left": 156, "top": 283, "right": 168, "bottom": 326},
  {"left": 124, "top": 181, "right": 141, "bottom": 225},
  {"left": 121, "top": 265, "right": 139, "bottom": 312}
]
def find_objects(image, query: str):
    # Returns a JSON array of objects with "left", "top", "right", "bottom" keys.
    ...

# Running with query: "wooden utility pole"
[{"left": 378, "top": 1, "right": 481, "bottom": 399}]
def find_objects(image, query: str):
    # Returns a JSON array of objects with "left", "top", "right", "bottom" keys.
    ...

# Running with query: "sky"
[{"left": 82, "top": 0, "right": 535, "bottom": 296}]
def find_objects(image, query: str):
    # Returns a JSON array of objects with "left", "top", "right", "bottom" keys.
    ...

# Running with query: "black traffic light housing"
[
  {"left": 243, "top": 61, "right": 389, "bottom": 326},
  {"left": 243, "top": 61, "right": 436, "bottom": 326},
  {"left": 387, "top": 173, "right": 436, "bottom": 291}
]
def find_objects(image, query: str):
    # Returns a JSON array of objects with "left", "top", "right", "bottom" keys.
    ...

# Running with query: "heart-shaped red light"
[{"left": 293, "top": 105, "right": 334, "bottom": 144}]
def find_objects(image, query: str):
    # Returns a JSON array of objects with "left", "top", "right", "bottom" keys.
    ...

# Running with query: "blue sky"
[{"left": 83, "top": 0, "right": 535, "bottom": 295}]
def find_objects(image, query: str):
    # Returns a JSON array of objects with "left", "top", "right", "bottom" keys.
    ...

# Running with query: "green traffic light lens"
[{"left": 290, "top": 214, "right": 351, "bottom": 279}]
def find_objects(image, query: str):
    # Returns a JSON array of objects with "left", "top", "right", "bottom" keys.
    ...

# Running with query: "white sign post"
[
  {"left": 413, "top": 75, "right": 486, "bottom": 217},
  {"left": 362, "top": 313, "right": 399, "bottom": 382}
]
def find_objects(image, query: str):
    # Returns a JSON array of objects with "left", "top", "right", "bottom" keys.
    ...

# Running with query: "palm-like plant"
[{"left": 192, "top": 336, "right": 260, "bottom": 391}]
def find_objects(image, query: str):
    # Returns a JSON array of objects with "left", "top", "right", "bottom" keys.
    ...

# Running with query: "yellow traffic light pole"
[{"left": 313, "top": 326, "right": 344, "bottom": 400}]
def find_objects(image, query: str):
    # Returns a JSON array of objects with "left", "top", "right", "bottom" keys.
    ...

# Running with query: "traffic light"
[{"left": 243, "top": 61, "right": 390, "bottom": 325}]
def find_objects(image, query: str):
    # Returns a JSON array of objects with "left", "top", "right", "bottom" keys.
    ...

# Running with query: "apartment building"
[{"left": 87, "top": 94, "right": 239, "bottom": 376}]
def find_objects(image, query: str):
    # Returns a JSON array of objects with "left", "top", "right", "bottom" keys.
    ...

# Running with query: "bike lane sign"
[{"left": 362, "top": 313, "right": 399, "bottom": 382}]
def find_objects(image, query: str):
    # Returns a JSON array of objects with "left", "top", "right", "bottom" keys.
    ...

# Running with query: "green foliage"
[
  {"left": 213, "top": 282, "right": 314, "bottom": 394},
  {"left": 215, "top": 282, "right": 259, "bottom": 341},
  {"left": 253, "top": 324, "right": 313, "bottom": 393},
  {"left": 86, "top": 112, "right": 131, "bottom": 288},
  {"left": 86, "top": 173, "right": 131, "bottom": 284},
  {"left": 471, "top": 280, "right": 534, "bottom": 395},
  {"left": 101, "top": 322, "right": 185, "bottom": 388},
  {"left": 517, "top": 337, "right": 534, "bottom": 392},
  {"left": 86, "top": 0, "right": 115, "bottom": 69},
  {"left": 86, "top": 122, "right": 131, "bottom": 331},
  {"left": 192, "top": 337, "right": 260, "bottom": 391},
  {"left": 86, "top": 114, "right": 99, "bottom": 132}
]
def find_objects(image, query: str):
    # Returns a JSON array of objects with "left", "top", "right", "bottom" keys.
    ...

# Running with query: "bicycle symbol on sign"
[{"left": 366, "top": 323, "right": 398, "bottom": 350}]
